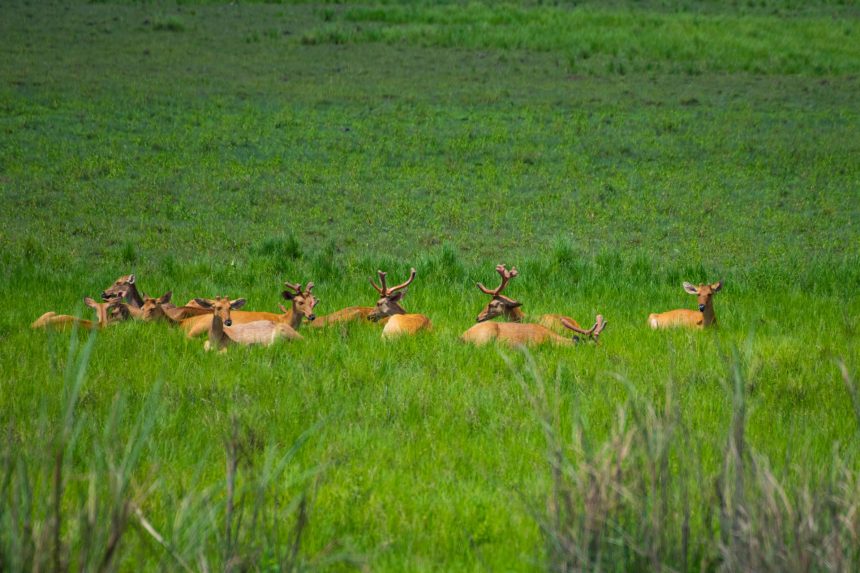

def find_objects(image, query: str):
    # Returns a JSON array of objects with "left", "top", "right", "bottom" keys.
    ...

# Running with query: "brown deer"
[
  {"left": 102, "top": 274, "right": 145, "bottom": 308},
  {"left": 189, "top": 296, "right": 302, "bottom": 352},
  {"left": 32, "top": 296, "right": 131, "bottom": 330},
  {"left": 472, "top": 264, "right": 605, "bottom": 342},
  {"left": 182, "top": 281, "right": 318, "bottom": 338},
  {"left": 462, "top": 315, "right": 606, "bottom": 347},
  {"left": 648, "top": 281, "right": 722, "bottom": 329},
  {"left": 367, "top": 268, "right": 431, "bottom": 337}
]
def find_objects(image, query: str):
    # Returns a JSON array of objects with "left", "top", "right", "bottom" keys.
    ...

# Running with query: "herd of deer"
[{"left": 31, "top": 264, "right": 723, "bottom": 352}]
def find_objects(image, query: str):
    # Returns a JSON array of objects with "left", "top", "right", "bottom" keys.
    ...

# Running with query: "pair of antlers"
[
  {"left": 477, "top": 264, "right": 518, "bottom": 297},
  {"left": 369, "top": 268, "right": 416, "bottom": 297},
  {"left": 562, "top": 315, "right": 607, "bottom": 344},
  {"left": 284, "top": 281, "right": 314, "bottom": 295}
]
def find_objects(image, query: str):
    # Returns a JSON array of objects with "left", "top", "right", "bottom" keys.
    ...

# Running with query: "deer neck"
[
  {"left": 702, "top": 301, "right": 717, "bottom": 327},
  {"left": 125, "top": 284, "right": 144, "bottom": 308},
  {"left": 209, "top": 314, "right": 229, "bottom": 349},
  {"left": 282, "top": 306, "right": 302, "bottom": 331},
  {"left": 506, "top": 307, "right": 526, "bottom": 322}
]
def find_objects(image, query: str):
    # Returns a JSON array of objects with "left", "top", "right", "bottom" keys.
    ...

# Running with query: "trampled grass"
[{"left": 1, "top": 0, "right": 859, "bottom": 570}]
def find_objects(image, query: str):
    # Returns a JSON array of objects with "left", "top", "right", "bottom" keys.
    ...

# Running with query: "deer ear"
[
  {"left": 711, "top": 281, "right": 723, "bottom": 292},
  {"left": 128, "top": 274, "right": 136, "bottom": 284},
  {"left": 281, "top": 290, "right": 295, "bottom": 301},
  {"left": 388, "top": 290, "right": 406, "bottom": 303},
  {"left": 159, "top": 291, "right": 173, "bottom": 304},
  {"left": 83, "top": 297, "right": 98, "bottom": 308},
  {"left": 278, "top": 304, "right": 289, "bottom": 314},
  {"left": 193, "top": 298, "right": 212, "bottom": 309},
  {"left": 230, "top": 298, "right": 246, "bottom": 309},
  {"left": 682, "top": 282, "right": 699, "bottom": 295}
]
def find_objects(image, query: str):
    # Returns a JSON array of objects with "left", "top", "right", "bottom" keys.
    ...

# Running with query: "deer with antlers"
[
  {"left": 648, "top": 281, "right": 722, "bottom": 329},
  {"left": 32, "top": 295, "right": 131, "bottom": 331},
  {"left": 367, "top": 268, "right": 431, "bottom": 337},
  {"left": 462, "top": 264, "right": 606, "bottom": 346},
  {"left": 182, "top": 281, "right": 316, "bottom": 338}
]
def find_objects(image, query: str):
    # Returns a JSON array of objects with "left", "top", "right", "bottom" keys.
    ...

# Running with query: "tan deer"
[
  {"left": 182, "top": 281, "right": 317, "bottom": 338},
  {"left": 367, "top": 268, "right": 431, "bottom": 337},
  {"left": 102, "top": 274, "right": 145, "bottom": 308},
  {"left": 189, "top": 296, "right": 302, "bottom": 352},
  {"left": 472, "top": 264, "right": 605, "bottom": 342},
  {"left": 462, "top": 315, "right": 606, "bottom": 347},
  {"left": 648, "top": 281, "right": 722, "bottom": 329},
  {"left": 32, "top": 296, "right": 131, "bottom": 330}
]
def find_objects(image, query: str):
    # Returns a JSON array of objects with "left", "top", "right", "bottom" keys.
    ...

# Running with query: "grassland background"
[{"left": 1, "top": 0, "right": 859, "bottom": 570}]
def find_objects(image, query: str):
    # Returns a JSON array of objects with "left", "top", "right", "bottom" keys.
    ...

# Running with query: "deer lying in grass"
[
  {"left": 470, "top": 264, "right": 605, "bottom": 343},
  {"left": 462, "top": 315, "right": 606, "bottom": 347},
  {"left": 102, "top": 274, "right": 146, "bottom": 308},
  {"left": 648, "top": 281, "right": 722, "bottom": 329},
  {"left": 32, "top": 296, "right": 131, "bottom": 331},
  {"left": 182, "top": 281, "right": 317, "bottom": 338},
  {"left": 190, "top": 296, "right": 302, "bottom": 352},
  {"left": 367, "top": 268, "right": 431, "bottom": 337}
]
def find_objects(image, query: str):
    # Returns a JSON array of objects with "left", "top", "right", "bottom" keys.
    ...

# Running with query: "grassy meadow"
[{"left": 1, "top": 0, "right": 859, "bottom": 570}]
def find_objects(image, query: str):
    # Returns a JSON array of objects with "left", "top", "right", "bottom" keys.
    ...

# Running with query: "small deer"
[
  {"left": 473, "top": 264, "right": 605, "bottom": 343},
  {"left": 32, "top": 296, "right": 131, "bottom": 330},
  {"left": 648, "top": 281, "right": 722, "bottom": 329},
  {"left": 461, "top": 315, "right": 606, "bottom": 347},
  {"left": 190, "top": 296, "right": 302, "bottom": 352},
  {"left": 182, "top": 281, "right": 317, "bottom": 338},
  {"left": 368, "top": 268, "right": 431, "bottom": 337}
]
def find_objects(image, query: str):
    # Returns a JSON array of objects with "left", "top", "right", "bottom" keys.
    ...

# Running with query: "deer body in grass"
[
  {"left": 368, "top": 268, "right": 431, "bottom": 337},
  {"left": 182, "top": 281, "right": 317, "bottom": 338},
  {"left": 648, "top": 281, "right": 722, "bottom": 329},
  {"left": 462, "top": 264, "right": 606, "bottom": 346},
  {"left": 32, "top": 296, "right": 131, "bottom": 330},
  {"left": 190, "top": 297, "right": 302, "bottom": 352}
]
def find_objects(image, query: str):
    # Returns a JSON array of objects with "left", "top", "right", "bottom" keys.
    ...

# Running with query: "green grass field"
[{"left": 1, "top": 1, "right": 859, "bottom": 571}]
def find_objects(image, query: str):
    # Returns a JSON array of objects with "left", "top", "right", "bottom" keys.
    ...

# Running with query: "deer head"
[
  {"left": 367, "top": 268, "right": 416, "bottom": 322},
  {"left": 84, "top": 295, "right": 130, "bottom": 326},
  {"left": 280, "top": 281, "right": 319, "bottom": 323},
  {"left": 140, "top": 291, "right": 174, "bottom": 321},
  {"left": 683, "top": 281, "right": 723, "bottom": 312},
  {"left": 475, "top": 264, "right": 522, "bottom": 322},
  {"left": 192, "top": 296, "right": 247, "bottom": 326},
  {"left": 102, "top": 274, "right": 135, "bottom": 300}
]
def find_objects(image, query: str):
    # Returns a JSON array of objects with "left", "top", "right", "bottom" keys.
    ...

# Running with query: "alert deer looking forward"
[
  {"left": 648, "top": 281, "right": 723, "bottom": 329},
  {"left": 182, "top": 281, "right": 316, "bottom": 338},
  {"left": 368, "top": 268, "right": 431, "bottom": 337},
  {"left": 190, "top": 296, "right": 301, "bottom": 352}
]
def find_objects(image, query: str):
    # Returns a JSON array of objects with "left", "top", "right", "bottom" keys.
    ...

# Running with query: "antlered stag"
[
  {"left": 368, "top": 268, "right": 431, "bottom": 337},
  {"left": 465, "top": 264, "right": 606, "bottom": 345}
]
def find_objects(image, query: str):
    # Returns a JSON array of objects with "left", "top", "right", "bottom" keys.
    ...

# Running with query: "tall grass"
[
  {"left": 513, "top": 348, "right": 860, "bottom": 571},
  {"left": 0, "top": 329, "right": 349, "bottom": 571}
]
